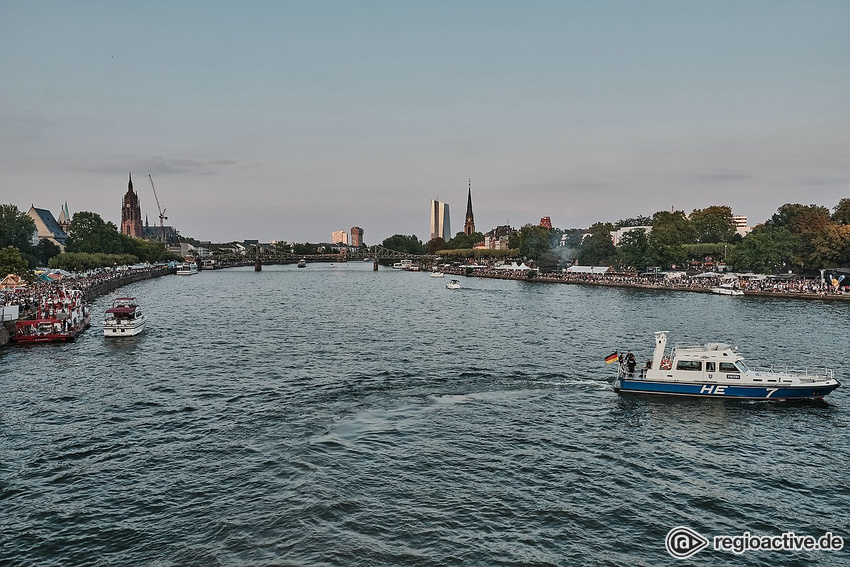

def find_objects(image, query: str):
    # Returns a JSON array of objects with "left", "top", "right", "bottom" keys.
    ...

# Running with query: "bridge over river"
[{"left": 209, "top": 245, "right": 440, "bottom": 270}]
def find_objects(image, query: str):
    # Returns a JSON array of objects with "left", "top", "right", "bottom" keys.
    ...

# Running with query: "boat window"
[
  {"left": 736, "top": 361, "right": 750, "bottom": 372},
  {"left": 676, "top": 360, "right": 702, "bottom": 371},
  {"left": 706, "top": 362, "right": 716, "bottom": 372},
  {"left": 719, "top": 362, "right": 738, "bottom": 372}
]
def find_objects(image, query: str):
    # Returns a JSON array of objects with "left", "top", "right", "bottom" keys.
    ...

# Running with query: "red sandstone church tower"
[
  {"left": 463, "top": 179, "right": 475, "bottom": 236},
  {"left": 121, "top": 173, "right": 143, "bottom": 238}
]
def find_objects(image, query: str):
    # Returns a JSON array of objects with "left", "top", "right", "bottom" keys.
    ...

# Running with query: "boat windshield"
[{"left": 737, "top": 361, "right": 750, "bottom": 372}]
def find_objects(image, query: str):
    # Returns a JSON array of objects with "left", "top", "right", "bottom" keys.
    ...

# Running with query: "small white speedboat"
[
  {"left": 446, "top": 279, "right": 461, "bottom": 289},
  {"left": 430, "top": 271, "right": 445, "bottom": 278},
  {"left": 711, "top": 283, "right": 744, "bottom": 296}
]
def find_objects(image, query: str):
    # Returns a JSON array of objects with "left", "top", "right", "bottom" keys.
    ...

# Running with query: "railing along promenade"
[{"left": 441, "top": 266, "right": 850, "bottom": 301}]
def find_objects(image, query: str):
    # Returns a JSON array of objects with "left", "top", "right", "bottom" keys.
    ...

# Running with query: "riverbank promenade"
[{"left": 441, "top": 266, "right": 850, "bottom": 301}]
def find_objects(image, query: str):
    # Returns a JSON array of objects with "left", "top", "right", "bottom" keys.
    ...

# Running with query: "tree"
[
  {"left": 426, "top": 237, "right": 446, "bottom": 255},
  {"left": 65, "top": 211, "right": 124, "bottom": 254},
  {"left": 727, "top": 225, "right": 793, "bottom": 273},
  {"left": 517, "top": 224, "right": 552, "bottom": 261},
  {"left": 690, "top": 205, "right": 736, "bottom": 243},
  {"left": 832, "top": 198, "right": 850, "bottom": 225},
  {"left": 0, "top": 204, "right": 36, "bottom": 252},
  {"left": 381, "top": 234, "right": 425, "bottom": 255},
  {"left": 615, "top": 215, "right": 653, "bottom": 228},
  {"left": 0, "top": 245, "right": 31, "bottom": 281},
  {"left": 537, "top": 251, "right": 560, "bottom": 273},
  {"left": 647, "top": 210, "right": 695, "bottom": 268},
  {"left": 445, "top": 231, "right": 484, "bottom": 250},
  {"left": 33, "top": 238, "right": 61, "bottom": 266},
  {"left": 616, "top": 228, "right": 649, "bottom": 271},
  {"left": 767, "top": 203, "right": 834, "bottom": 272},
  {"left": 577, "top": 222, "right": 616, "bottom": 265}
]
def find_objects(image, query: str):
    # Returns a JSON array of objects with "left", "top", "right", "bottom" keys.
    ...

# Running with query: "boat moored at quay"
[
  {"left": 613, "top": 331, "right": 840, "bottom": 400},
  {"left": 177, "top": 262, "right": 199, "bottom": 275},
  {"left": 103, "top": 297, "right": 147, "bottom": 337}
]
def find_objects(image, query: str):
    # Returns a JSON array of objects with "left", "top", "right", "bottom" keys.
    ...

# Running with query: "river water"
[{"left": 1, "top": 263, "right": 848, "bottom": 566}]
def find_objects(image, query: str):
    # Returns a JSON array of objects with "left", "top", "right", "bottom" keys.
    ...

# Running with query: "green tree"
[
  {"left": 381, "top": 234, "right": 425, "bottom": 255},
  {"left": 728, "top": 225, "right": 793, "bottom": 273},
  {"left": 577, "top": 222, "right": 616, "bottom": 265},
  {"left": 768, "top": 203, "right": 833, "bottom": 272},
  {"left": 647, "top": 210, "right": 695, "bottom": 268},
  {"left": 0, "top": 245, "right": 31, "bottom": 281},
  {"left": 616, "top": 227, "right": 649, "bottom": 271},
  {"left": 65, "top": 211, "right": 124, "bottom": 254},
  {"left": 517, "top": 224, "right": 552, "bottom": 261},
  {"left": 615, "top": 215, "right": 653, "bottom": 228},
  {"left": 690, "top": 205, "right": 736, "bottom": 243},
  {"left": 537, "top": 251, "right": 560, "bottom": 273},
  {"left": 33, "top": 238, "right": 62, "bottom": 266},
  {"left": 0, "top": 204, "right": 36, "bottom": 252},
  {"left": 445, "top": 231, "right": 484, "bottom": 250}
]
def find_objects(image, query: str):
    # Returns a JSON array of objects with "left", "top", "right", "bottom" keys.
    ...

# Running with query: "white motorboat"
[
  {"left": 103, "top": 297, "right": 147, "bottom": 337},
  {"left": 392, "top": 259, "right": 413, "bottom": 270},
  {"left": 297, "top": 259, "right": 307, "bottom": 268},
  {"left": 612, "top": 331, "right": 840, "bottom": 400},
  {"left": 430, "top": 271, "right": 445, "bottom": 278},
  {"left": 177, "top": 262, "right": 198, "bottom": 275},
  {"left": 446, "top": 279, "right": 461, "bottom": 289},
  {"left": 711, "top": 283, "right": 744, "bottom": 296}
]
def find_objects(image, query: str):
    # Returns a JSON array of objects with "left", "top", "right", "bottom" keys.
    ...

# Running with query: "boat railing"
[{"left": 750, "top": 366, "right": 835, "bottom": 382}]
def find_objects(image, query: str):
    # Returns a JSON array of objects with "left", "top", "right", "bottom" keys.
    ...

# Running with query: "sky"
[{"left": 1, "top": 1, "right": 848, "bottom": 244}]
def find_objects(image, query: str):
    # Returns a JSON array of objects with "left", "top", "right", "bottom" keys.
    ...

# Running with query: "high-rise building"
[
  {"left": 463, "top": 179, "right": 475, "bottom": 236},
  {"left": 121, "top": 173, "right": 142, "bottom": 238},
  {"left": 351, "top": 226, "right": 364, "bottom": 247},
  {"left": 430, "top": 199, "right": 451, "bottom": 241},
  {"left": 332, "top": 230, "right": 349, "bottom": 245}
]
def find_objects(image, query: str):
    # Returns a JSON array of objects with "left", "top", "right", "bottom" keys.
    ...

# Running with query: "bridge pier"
[
  {"left": 373, "top": 258, "right": 378, "bottom": 271},
  {"left": 254, "top": 260, "right": 262, "bottom": 271}
]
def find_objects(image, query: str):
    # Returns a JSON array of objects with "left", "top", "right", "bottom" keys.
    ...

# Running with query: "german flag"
[{"left": 604, "top": 351, "right": 619, "bottom": 364}]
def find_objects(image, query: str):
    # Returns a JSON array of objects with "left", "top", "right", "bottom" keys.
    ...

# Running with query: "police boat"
[{"left": 613, "top": 331, "right": 840, "bottom": 400}]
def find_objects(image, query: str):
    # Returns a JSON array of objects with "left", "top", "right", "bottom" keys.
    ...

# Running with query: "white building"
[
  {"left": 430, "top": 199, "right": 451, "bottom": 241},
  {"left": 610, "top": 226, "right": 652, "bottom": 246},
  {"left": 331, "top": 230, "right": 349, "bottom": 245}
]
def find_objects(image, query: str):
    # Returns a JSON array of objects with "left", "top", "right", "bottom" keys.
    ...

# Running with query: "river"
[{"left": 1, "top": 263, "right": 848, "bottom": 565}]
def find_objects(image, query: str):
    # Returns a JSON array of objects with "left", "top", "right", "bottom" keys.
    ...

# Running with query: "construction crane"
[{"left": 148, "top": 174, "right": 168, "bottom": 242}]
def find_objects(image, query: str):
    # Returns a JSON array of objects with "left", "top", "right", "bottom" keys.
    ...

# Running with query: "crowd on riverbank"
[
  {"left": 440, "top": 266, "right": 849, "bottom": 298},
  {"left": 0, "top": 266, "right": 169, "bottom": 315}
]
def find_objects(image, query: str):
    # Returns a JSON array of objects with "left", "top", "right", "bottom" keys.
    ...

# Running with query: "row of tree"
[
  {"left": 0, "top": 204, "right": 179, "bottom": 280},
  {"left": 577, "top": 202, "right": 850, "bottom": 273}
]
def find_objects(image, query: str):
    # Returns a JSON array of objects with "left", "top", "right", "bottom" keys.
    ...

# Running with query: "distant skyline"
[{"left": 1, "top": 1, "right": 848, "bottom": 244}]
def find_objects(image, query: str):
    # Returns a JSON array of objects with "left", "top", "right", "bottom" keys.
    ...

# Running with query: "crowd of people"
[
  {"left": 439, "top": 265, "right": 849, "bottom": 297},
  {"left": 0, "top": 265, "right": 170, "bottom": 316}
]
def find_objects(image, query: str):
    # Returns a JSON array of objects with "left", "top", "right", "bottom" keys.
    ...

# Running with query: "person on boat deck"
[{"left": 626, "top": 351, "right": 636, "bottom": 377}]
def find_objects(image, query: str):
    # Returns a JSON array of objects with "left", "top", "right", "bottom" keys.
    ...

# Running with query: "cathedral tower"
[
  {"left": 121, "top": 173, "right": 143, "bottom": 238},
  {"left": 463, "top": 179, "right": 475, "bottom": 236}
]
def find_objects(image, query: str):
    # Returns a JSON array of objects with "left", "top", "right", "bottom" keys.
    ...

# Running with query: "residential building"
[
  {"left": 332, "top": 230, "right": 349, "bottom": 245},
  {"left": 430, "top": 199, "right": 451, "bottom": 241},
  {"left": 611, "top": 226, "right": 652, "bottom": 246},
  {"left": 351, "top": 226, "right": 364, "bottom": 247}
]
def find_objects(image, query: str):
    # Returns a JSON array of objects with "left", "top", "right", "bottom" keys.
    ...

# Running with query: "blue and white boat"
[{"left": 613, "top": 331, "right": 840, "bottom": 400}]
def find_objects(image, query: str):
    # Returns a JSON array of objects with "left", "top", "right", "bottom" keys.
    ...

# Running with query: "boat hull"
[
  {"left": 615, "top": 378, "right": 839, "bottom": 400},
  {"left": 103, "top": 319, "right": 147, "bottom": 337}
]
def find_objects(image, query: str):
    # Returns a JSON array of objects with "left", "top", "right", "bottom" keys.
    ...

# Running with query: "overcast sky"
[{"left": 1, "top": 1, "right": 848, "bottom": 244}]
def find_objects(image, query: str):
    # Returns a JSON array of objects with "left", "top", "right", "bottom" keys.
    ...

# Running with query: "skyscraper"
[
  {"left": 351, "top": 226, "right": 364, "bottom": 247},
  {"left": 430, "top": 199, "right": 451, "bottom": 241},
  {"left": 463, "top": 179, "right": 475, "bottom": 236},
  {"left": 121, "top": 173, "right": 142, "bottom": 238},
  {"left": 332, "top": 230, "right": 349, "bottom": 245}
]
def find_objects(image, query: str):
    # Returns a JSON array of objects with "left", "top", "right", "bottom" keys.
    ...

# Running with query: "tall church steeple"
[
  {"left": 463, "top": 178, "right": 475, "bottom": 236},
  {"left": 121, "top": 173, "right": 143, "bottom": 238}
]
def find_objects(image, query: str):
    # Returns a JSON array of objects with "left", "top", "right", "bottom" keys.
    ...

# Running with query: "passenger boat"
[
  {"left": 103, "top": 297, "right": 147, "bottom": 337},
  {"left": 446, "top": 279, "right": 461, "bottom": 289},
  {"left": 392, "top": 259, "right": 413, "bottom": 270},
  {"left": 710, "top": 283, "right": 744, "bottom": 296},
  {"left": 297, "top": 259, "right": 307, "bottom": 268},
  {"left": 10, "top": 291, "right": 91, "bottom": 344},
  {"left": 177, "top": 262, "right": 198, "bottom": 275},
  {"left": 613, "top": 331, "right": 840, "bottom": 400}
]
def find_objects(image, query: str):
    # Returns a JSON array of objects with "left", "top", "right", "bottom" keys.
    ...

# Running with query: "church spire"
[
  {"left": 128, "top": 172, "right": 134, "bottom": 193},
  {"left": 463, "top": 178, "right": 475, "bottom": 236}
]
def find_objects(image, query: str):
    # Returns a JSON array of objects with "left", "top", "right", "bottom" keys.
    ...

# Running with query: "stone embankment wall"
[{"left": 0, "top": 324, "right": 9, "bottom": 347}]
